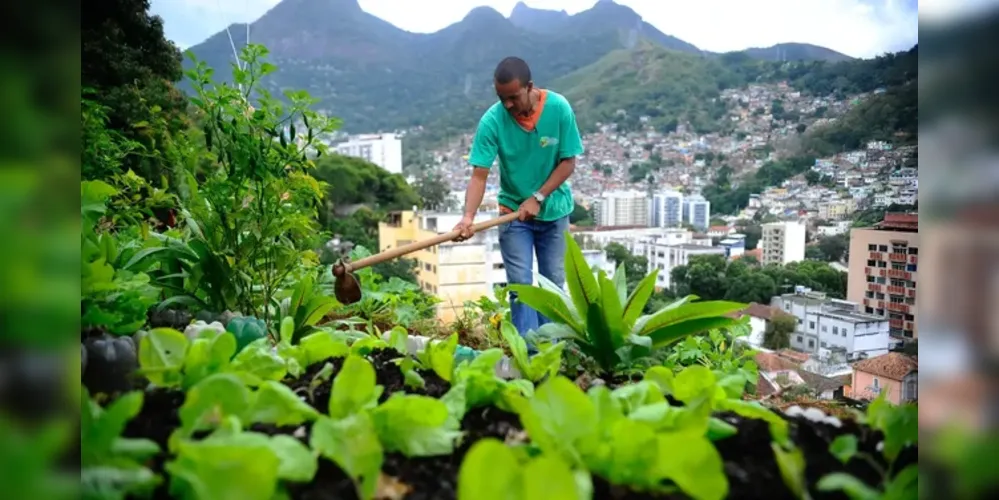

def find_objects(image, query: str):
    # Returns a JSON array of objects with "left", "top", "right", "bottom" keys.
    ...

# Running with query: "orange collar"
[{"left": 515, "top": 89, "right": 548, "bottom": 131}]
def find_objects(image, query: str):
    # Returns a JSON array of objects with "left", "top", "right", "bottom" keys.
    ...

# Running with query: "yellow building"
[
  {"left": 379, "top": 211, "right": 496, "bottom": 323},
  {"left": 818, "top": 198, "right": 857, "bottom": 221}
]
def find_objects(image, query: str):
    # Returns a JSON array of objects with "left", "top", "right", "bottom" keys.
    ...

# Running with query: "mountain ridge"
[{"left": 183, "top": 0, "right": 865, "bottom": 134}]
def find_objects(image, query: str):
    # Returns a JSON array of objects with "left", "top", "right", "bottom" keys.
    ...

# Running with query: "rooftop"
[
  {"left": 875, "top": 212, "right": 918, "bottom": 232},
  {"left": 852, "top": 352, "right": 918, "bottom": 381}
]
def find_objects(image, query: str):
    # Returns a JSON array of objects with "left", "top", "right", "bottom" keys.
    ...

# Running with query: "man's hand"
[
  {"left": 517, "top": 197, "right": 541, "bottom": 221},
  {"left": 453, "top": 215, "right": 475, "bottom": 242}
]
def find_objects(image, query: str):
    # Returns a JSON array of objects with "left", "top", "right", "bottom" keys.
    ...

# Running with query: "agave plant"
[{"left": 508, "top": 232, "right": 745, "bottom": 374}]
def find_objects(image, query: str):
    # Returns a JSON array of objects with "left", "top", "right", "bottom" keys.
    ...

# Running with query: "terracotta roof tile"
[{"left": 852, "top": 352, "right": 918, "bottom": 381}]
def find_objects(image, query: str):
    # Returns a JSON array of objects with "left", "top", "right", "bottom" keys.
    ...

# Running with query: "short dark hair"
[{"left": 494, "top": 57, "right": 531, "bottom": 86}]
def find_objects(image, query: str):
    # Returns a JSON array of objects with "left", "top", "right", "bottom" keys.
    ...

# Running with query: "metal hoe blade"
[{"left": 332, "top": 260, "right": 363, "bottom": 305}]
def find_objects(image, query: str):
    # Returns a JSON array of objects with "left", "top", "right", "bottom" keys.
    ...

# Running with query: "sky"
[{"left": 151, "top": 0, "right": 930, "bottom": 58}]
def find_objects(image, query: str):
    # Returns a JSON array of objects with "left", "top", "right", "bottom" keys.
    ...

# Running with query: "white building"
[
  {"left": 335, "top": 133, "right": 403, "bottom": 174},
  {"left": 682, "top": 194, "right": 711, "bottom": 231},
  {"left": 593, "top": 190, "right": 649, "bottom": 227},
  {"left": 761, "top": 221, "right": 806, "bottom": 266},
  {"left": 719, "top": 234, "right": 746, "bottom": 260},
  {"left": 646, "top": 243, "right": 725, "bottom": 290},
  {"left": 771, "top": 290, "right": 896, "bottom": 360},
  {"left": 651, "top": 190, "right": 684, "bottom": 228}
]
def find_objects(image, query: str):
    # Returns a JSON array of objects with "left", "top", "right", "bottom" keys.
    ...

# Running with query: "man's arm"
[
  {"left": 462, "top": 167, "right": 490, "bottom": 218},
  {"left": 536, "top": 157, "right": 576, "bottom": 198}
]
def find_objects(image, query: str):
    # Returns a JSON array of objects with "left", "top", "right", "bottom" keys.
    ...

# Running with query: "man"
[{"left": 453, "top": 56, "right": 584, "bottom": 340}]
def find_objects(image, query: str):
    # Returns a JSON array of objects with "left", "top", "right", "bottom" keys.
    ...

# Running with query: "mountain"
[
  {"left": 737, "top": 43, "right": 853, "bottom": 62},
  {"left": 183, "top": 0, "right": 857, "bottom": 134}
]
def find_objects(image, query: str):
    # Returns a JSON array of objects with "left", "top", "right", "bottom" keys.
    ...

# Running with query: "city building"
[
  {"left": 719, "top": 234, "right": 747, "bottom": 260},
  {"left": 846, "top": 213, "right": 919, "bottom": 339},
  {"left": 651, "top": 190, "right": 683, "bottom": 228},
  {"left": 647, "top": 243, "right": 725, "bottom": 290},
  {"left": 379, "top": 210, "right": 610, "bottom": 322},
  {"left": 682, "top": 194, "right": 711, "bottom": 231},
  {"left": 335, "top": 133, "right": 403, "bottom": 174},
  {"left": 771, "top": 289, "right": 896, "bottom": 360},
  {"left": 850, "top": 352, "right": 918, "bottom": 404},
  {"left": 593, "top": 190, "right": 649, "bottom": 227},
  {"left": 760, "top": 221, "right": 807, "bottom": 266}
]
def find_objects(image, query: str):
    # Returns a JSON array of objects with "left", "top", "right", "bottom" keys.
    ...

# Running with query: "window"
[
  {"left": 432, "top": 265, "right": 437, "bottom": 273},
  {"left": 808, "top": 339, "right": 815, "bottom": 348},
  {"left": 424, "top": 263, "right": 432, "bottom": 272},
  {"left": 878, "top": 245, "right": 888, "bottom": 252},
  {"left": 822, "top": 325, "right": 828, "bottom": 332},
  {"left": 866, "top": 276, "right": 875, "bottom": 283},
  {"left": 867, "top": 259, "right": 876, "bottom": 266},
  {"left": 796, "top": 335, "right": 803, "bottom": 343},
  {"left": 891, "top": 262, "right": 905, "bottom": 271},
  {"left": 821, "top": 342, "right": 827, "bottom": 348},
  {"left": 868, "top": 244, "right": 877, "bottom": 251},
  {"left": 842, "top": 329, "right": 848, "bottom": 337},
  {"left": 876, "top": 293, "right": 885, "bottom": 299},
  {"left": 797, "top": 318, "right": 803, "bottom": 325},
  {"left": 492, "top": 263, "right": 504, "bottom": 270},
  {"left": 833, "top": 326, "right": 839, "bottom": 334},
  {"left": 877, "top": 308, "right": 885, "bottom": 315},
  {"left": 876, "top": 277, "right": 887, "bottom": 284},
  {"left": 877, "top": 261, "right": 887, "bottom": 268},
  {"left": 906, "top": 264, "right": 917, "bottom": 272},
  {"left": 865, "top": 307, "right": 874, "bottom": 314},
  {"left": 908, "top": 247, "right": 918, "bottom": 255},
  {"left": 809, "top": 321, "right": 815, "bottom": 329},
  {"left": 872, "top": 378, "right": 880, "bottom": 390},
  {"left": 785, "top": 303, "right": 791, "bottom": 310},
  {"left": 865, "top": 291, "right": 874, "bottom": 298}
]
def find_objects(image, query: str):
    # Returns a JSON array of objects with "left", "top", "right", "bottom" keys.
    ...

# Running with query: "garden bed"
[{"left": 112, "top": 345, "right": 915, "bottom": 500}]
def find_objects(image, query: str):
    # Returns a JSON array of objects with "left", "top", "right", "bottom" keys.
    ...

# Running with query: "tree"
[
  {"left": 570, "top": 202, "right": 593, "bottom": 225},
  {"left": 815, "top": 234, "right": 849, "bottom": 262},
  {"left": 764, "top": 314, "right": 796, "bottom": 350},
  {"left": 415, "top": 172, "right": 453, "bottom": 211},
  {"left": 82, "top": 0, "right": 188, "bottom": 182},
  {"left": 723, "top": 272, "right": 777, "bottom": 304},
  {"left": 314, "top": 154, "right": 420, "bottom": 211}
]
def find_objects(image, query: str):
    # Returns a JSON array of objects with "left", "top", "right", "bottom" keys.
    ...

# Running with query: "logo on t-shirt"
[{"left": 539, "top": 136, "right": 559, "bottom": 148}]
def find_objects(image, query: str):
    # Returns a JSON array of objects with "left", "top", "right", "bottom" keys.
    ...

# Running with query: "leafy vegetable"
[
  {"left": 500, "top": 320, "right": 564, "bottom": 382},
  {"left": 80, "top": 388, "right": 161, "bottom": 499},
  {"left": 370, "top": 394, "right": 463, "bottom": 457},
  {"left": 415, "top": 333, "right": 458, "bottom": 382},
  {"left": 225, "top": 316, "right": 268, "bottom": 353},
  {"left": 511, "top": 233, "right": 744, "bottom": 373},
  {"left": 457, "top": 438, "right": 585, "bottom": 500},
  {"left": 311, "top": 413, "right": 383, "bottom": 500}
]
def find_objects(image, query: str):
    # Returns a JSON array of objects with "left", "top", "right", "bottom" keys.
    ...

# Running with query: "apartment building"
[
  {"left": 682, "top": 194, "right": 711, "bottom": 231},
  {"left": 771, "top": 290, "right": 894, "bottom": 360},
  {"left": 818, "top": 198, "right": 856, "bottom": 221},
  {"left": 647, "top": 243, "right": 725, "bottom": 290},
  {"left": 593, "top": 190, "right": 649, "bottom": 227},
  {"left": 651, "top": 190, "right": 684, "bottom": 228},
  {"left": 380, "top": 210, "right": 610, "bottom": 322},
  {"left": 760, "top": 221, "right": 806, "bottom": 266},
  {"left": 334, "top": 133, "right": 403, "bottom": 174},
  {"left": 847, "top": 213, "right": 919, "bottom": 339}
]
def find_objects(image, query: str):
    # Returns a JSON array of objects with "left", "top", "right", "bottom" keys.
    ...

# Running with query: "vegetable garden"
[{"left": 80, "top": 45, "right": 918, "bottom": 500}]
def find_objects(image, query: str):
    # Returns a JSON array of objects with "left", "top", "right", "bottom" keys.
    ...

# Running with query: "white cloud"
[{"left": 151, "top": 0, "right": 918, "bottom": 57}]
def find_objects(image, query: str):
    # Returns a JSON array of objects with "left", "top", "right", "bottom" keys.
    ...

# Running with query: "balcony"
[
  {"left": 887, "top": 303, "right": 910, "bottom": 314},
  {"left": 887, "top": 269, "right": 911, "bottom": 280},
  {"left": 869, "top": 251, "right": 883, "bottom": 260},
  {"left": 887, "top": 285, "right": 906, "bottom": 295},
  {"left": 909, "top": 255, "right": 918, "bottom": 265},
  {"left": 879, "top": 269, "right": 887, "bottom": 277},
  {"left": 906, "top": 321, "right": 915, "bottom": 331},
  {"left": 889, "top": 253, "right": 908, "bottom": 262},
  {"left": 907, "top": 289, "right": 916, "bottom": 298},
  {"left": 865, "top": 267, "right": 873, "bottom": 275},
  {"left": 868, "top": 283, "right": 882, "bottom": 292},
  {"left": 889, "top": 318, "right": 904, "bottom": 329}
]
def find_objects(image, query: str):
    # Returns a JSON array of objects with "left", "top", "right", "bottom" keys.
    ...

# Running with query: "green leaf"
[
  {"left": 829, "top": 434, "right": 858, "bottom": 465},
  {"left": 706, "top": 418, "right": 739, "bottom": 441},
  {"left": 520, "top": 376, "right": 598, "bottom": 466},
  {"left": 882, "top": 464, "right": 919, "bottom": 500},
  {"left": 279, "top": 317, "right": 294, "bottom": 345},
  {"left": 522, "top": 455, "right": 584, "bottom": 500},
  {"left": 612, "top": 263, "right": 627, "bottom": 305},
  {"left": 672, "top": 365, "right": 717, "bottom": 404},
  {"left": 535, "top": 273, "right": 581, "bottom": 323},
  {"left": 457, "top": 439, "right": 520, "bottom": 500},
  {"left": 166, "top": 434, "right": 280, "bottom": 500},
  {"left": 298, "top": 296, "right": 336, "bottom": 330},
  {"left": 230, "top": 339, "right": 287, "bottom": 381},
  {"left": 266, "top": 435, "right": 317, "bottom": 483},
  {"left": 597, "top": 272, "right": 627, "bottom": 347},
  {"left": 428, "top": 334, "right": 459, "bottom": 382},
  {"left": 634, "top": 300, "right": 744, "bottom": 337},
  {"left": 299, "top": 330, "right": 349, "bottom": 366},
  {"left": 584, "top": 304, "right": 619, "bottom": 373},
  {"left": 183, "top": 332, "right": 237, "bottom": 389},
  {"left": 644, "top": 366, "right": 675, "bottom": 395},
  {"left": 387, "top": 326, "right": 409, "bottom": 353},
  {"left": 506, "top": 285, "right": 582, "bottom": 332},
  {"left": 138, "top": 328, "right": 189, "bottom": 387},
  {"left": 772, "top": 443, "right": 808, "bottom": 500},
  {"left": 311, "top": 414, "right": 384, "bottom": 500},
  {"left": 534, "top": 322, "right": 585, "bottom": 342},
  {"left": 178, "top": 374, "right": 253, "bottom": 436},
  {"left": 816, "top": 473, "right": 880, "bottom": 500},
  {"left": 528, "top": 341, "right": 566, "bottom": 383},
  {"left": 622, "top": 269, "right": 658, "bottom": 328},
  {"left": 500, "top": 320, "right": 531, "bottom": 375},
  {"left": 81, "top": 390, "right": 146, "bottom": 465},
  {"left": 655, "top": 430, "right": 728, "bottom": 500},
  {"left": 370, "top": 394, "right": 461, "bottom": 457},
  {"left": 247, "top": 381, "right": 319, "bottom": 426},
  {"left": 328, "top": 355, "right": 380, "bottom": 419},
  {"left": 646, "top": 317, "right": 741, "bottom": 350},
  {"left": 81, "top": 465, "right": 161, "bottom": 500},
  {"left": 563, "top": 232, "right": 601, "bottom": 321}
]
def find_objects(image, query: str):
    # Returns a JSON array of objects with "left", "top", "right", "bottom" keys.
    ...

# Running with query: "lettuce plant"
[
  {"left": 499, "top": 320, "right": 564, "bottom": 383},
  {"left": 457, "top": 439, "right": 588, "bottom": 500},
  {"left": 509, "top": 233, "right": 745, "bottom": 374},
  {"left": 80, "top": 388, "right": 162, "bottom": 499}
]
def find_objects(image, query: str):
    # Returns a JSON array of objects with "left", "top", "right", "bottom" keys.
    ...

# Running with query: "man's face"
[{"left": 495, "top": 79, "right": 533, "bottom": 116}]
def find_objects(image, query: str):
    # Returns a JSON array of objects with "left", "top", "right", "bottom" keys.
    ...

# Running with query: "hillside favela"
[{"left": 75, "top": 1, "right": 931, "bottom": 499}]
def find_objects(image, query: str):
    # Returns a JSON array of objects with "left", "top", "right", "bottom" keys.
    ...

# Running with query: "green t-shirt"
[{"left": 468, "top": 90, "right": 584, "bottom": 222}]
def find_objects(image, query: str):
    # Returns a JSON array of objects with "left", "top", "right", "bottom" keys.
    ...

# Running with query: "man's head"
[{"left": 494, "top": 57, "right": 533, "bottom": 116}]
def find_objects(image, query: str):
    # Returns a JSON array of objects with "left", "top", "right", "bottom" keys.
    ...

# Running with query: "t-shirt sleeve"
[
  {"left": 468, "top": 114, "right": 498, "bottom": 169},
  {"left": 558, "top": 99, "right": 585, "bottom": 160}
]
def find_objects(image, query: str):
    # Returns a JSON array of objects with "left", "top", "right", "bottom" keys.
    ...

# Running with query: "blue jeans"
[{"left": 499, "top": 215, "right": 569, "bottom": 341}]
